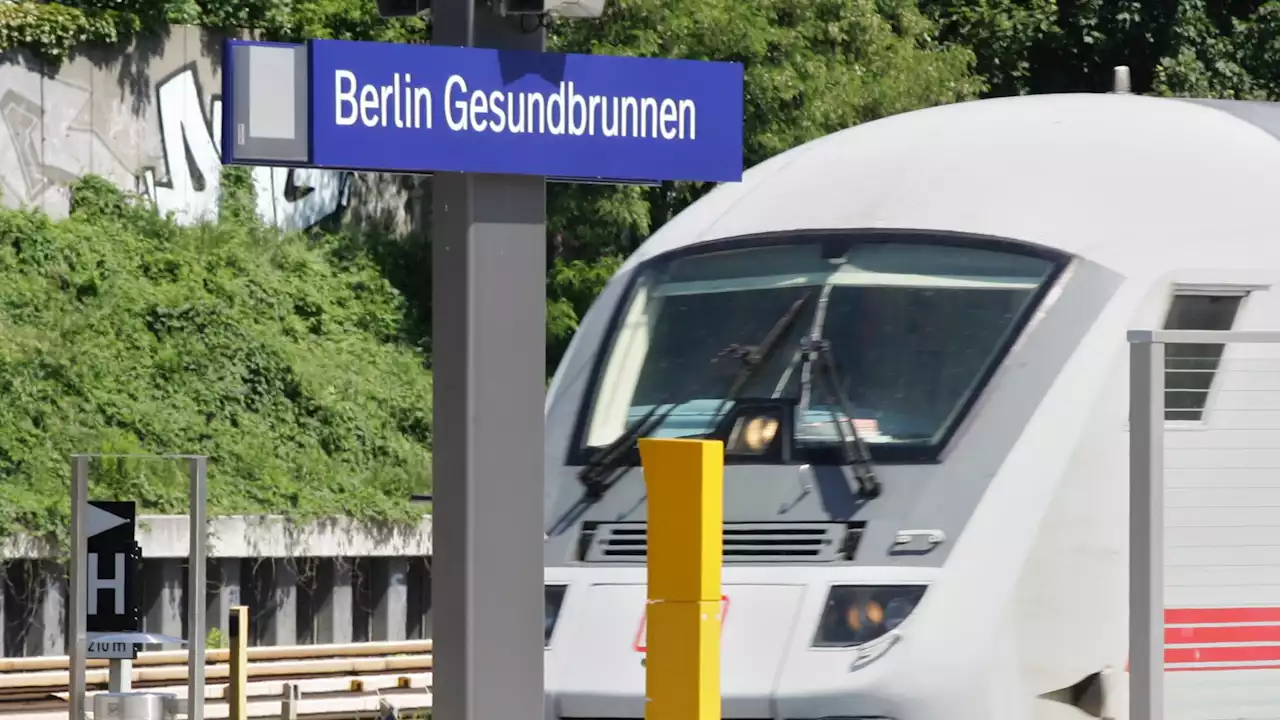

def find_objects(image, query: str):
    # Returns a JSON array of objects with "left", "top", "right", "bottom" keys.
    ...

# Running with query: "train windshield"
[{"left": 581, "top": 236, "right": 1058, "bottom": 461}]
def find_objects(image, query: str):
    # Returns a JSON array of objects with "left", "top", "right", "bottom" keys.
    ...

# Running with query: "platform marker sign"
[{"left": 84, "top": 501, "right": 141, "bottom": 659}]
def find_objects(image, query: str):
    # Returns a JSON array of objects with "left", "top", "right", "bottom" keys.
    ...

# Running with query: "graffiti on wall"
[
  {"left": 0, "top": 64, "right": 127, "bottom": 213},
  {"left": 0, "top": 32, "right": 356, "bottom": 231},
  {"left": 139, "top": 66, "right": 350, "bottom": 229}
]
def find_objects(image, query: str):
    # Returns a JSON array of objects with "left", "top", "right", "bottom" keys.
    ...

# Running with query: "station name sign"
[{"left": 222, "top": 38, "right": 744, "bottom": 184}]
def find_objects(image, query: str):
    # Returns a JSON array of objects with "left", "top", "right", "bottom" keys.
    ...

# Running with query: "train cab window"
[
  {"left": 1162, "top": 293, "right": 1246, "bottom": 422},
  {"left": 581, "top": 235, "right": 1061, "bottom": 462}
]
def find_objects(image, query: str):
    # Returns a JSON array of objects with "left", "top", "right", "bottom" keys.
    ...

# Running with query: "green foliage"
[
  {"left": 218, "top": 165, "right": 257, "bottom": 227},
  {"left": 207, "top": 626, "right": 227, "bottom": 649},
  {"left": 0, "top": 0, "right": 424, "bottom": 65},
  {"left": 0, "top": 176, "right": 432, "bottom": 545},
  {"left": 0, "top": 1, "right": 138, "bottom": 61},
  {"left": 547, "top": 255, "right": 622, "bottom": 367},
  {"left": 917, "top": 0, "right": 1280, "bottom": 100}
]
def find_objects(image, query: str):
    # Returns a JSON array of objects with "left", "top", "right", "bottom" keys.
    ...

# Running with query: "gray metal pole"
[
  {"left": 431, "top": 2, "right": 548, "bottom": 719},
  {"left": 70, "top": 455, "right": 89, "bottom": 720},
  {"left": 1129, "top": 338, "right": 1165, "bottom": 720},
  {"left": 188, "top": 456, "right": 208, "bottom": 720}
]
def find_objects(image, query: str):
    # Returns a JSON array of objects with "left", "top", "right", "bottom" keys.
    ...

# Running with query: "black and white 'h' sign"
[{"left": 86, "top": 501, "right": 141, "bottom": 634}]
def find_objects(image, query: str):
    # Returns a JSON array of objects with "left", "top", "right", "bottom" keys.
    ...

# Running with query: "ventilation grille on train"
[{"left": 578, "top": 521, "right": 864, "bottom": 563}]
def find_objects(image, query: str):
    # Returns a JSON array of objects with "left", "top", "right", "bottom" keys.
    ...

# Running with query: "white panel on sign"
[
  {"left": 88, "top": 504, "right": 131, "bottom": 538},
  {"left": 87, "top": 633, "right": 137, "bottom": 660}
]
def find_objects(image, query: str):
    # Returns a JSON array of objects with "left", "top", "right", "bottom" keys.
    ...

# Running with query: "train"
[{"left": 541, "top": 90, "right": 1280, "bottom": 720}]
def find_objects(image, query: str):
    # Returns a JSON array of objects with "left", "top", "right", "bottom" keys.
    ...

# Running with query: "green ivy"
[
  {"left": 0, "top": 173, "right": 432, "bottom": 548},
  {"left": 0, "top": 3, "right": 134, "bottom": 61},
  {"left": 0, "top": 0, "right": 426, "bottom": 64}
]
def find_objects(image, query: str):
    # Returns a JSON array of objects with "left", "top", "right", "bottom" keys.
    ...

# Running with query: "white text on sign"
[{"left": 88, "top": 552, "right": 127, "bottom": 615}]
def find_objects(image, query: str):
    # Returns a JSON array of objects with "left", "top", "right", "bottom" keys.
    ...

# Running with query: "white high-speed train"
[{"left": 542, "top": 91, "right": 1280, "bottom": 720}]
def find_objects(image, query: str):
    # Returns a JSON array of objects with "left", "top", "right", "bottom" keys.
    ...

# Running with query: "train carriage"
[{"left": 541, "top": 91, "right": 1280, "bottom": 720}]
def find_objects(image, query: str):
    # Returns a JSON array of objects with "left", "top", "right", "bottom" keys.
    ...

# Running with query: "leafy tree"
[
  {"left": 917, "top": 0, "right": 1280, "bottom": 100},
  {"left": 0, "top": 173, "right": 432, "bottom": 543},
  {"left": 543, "top": 0, "right": 984, "bottom": 357}
]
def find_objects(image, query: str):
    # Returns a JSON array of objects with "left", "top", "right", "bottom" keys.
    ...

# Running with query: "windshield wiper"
[
  {"left": 575, "top": 289, "right": 815, "bottom": 501},
  {"left": 797, "top": 284, "right": 882, "bottom": 498},
  {"left": 576, "top": 402, "right": 667, "bottom": 501}
]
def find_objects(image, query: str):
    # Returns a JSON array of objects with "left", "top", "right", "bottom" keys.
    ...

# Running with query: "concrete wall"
[
  {"left": 0, "top": 26, "right": 421, "bottom": 232},
  {"left": 0, "top": 516, "right": 435, "bottom": 655},
  {"left": 0, "top": 515, "right": 434, "bottom": 559}
]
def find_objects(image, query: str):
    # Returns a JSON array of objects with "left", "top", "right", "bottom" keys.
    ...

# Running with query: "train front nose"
[{"left": 551, "top": 582, "right": 804, "bottom": 718}]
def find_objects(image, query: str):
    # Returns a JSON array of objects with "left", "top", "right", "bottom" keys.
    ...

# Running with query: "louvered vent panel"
[{"left": 580, "top": 522, "right": 861, "bottom": 563}]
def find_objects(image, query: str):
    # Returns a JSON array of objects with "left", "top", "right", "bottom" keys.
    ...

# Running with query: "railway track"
[{"left": 0, "top": 641, "right": 434, "bottom": 720}]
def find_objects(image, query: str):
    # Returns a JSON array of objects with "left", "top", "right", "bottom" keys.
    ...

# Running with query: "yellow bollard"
[
  {"left": 229, "top": 605, "right": 249, "bottom": 720},
  {"left": 638, "top": 437, "right": 724, "bottom": 720}
]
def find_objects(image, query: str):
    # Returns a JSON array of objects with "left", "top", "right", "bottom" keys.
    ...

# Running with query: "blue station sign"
[{"left": 221, "top": 38, "right": 744, "bottom": 184}]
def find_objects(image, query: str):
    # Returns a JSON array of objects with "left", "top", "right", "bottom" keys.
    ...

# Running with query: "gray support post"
[
  {"left": 26, "top": 561, "right": 65, "bottom": 655},
  {"left": 211, "top": 559, "right": 242, "bottom": 640},
  {"left": 318, "top": 559, "right": 353, "bottom": 645},
  {"left": 268, "top": 559, "right": 298, "bottom": 646},
  {"left": 188, "top": 456, "right": 208, "bottom": 720},
  {"left": 70, "top": 455, "right": 88, "bottom": 720},
  {"left": 373, "top": 558, "right": 408, "bottom": 642},
  {"left": 431, "top": 2, "right": 548, "bottom": 719},
  {"left": 1129, "top": 337, "right": 1165, "bottom": 720},
  {"left": 411, "top": 558, "right": 432, "bottom": 640},
  {"left": 47, "top": 566, "right": 66, "bottom": 656},
  {"left": 422, "top": 559, "right": 433, "bottom": 640},
  {"left": 144, "top": 560, "right": 184, "bottom": 640}
]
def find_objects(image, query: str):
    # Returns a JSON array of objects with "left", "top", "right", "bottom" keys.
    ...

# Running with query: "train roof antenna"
[{"left": 1112, "top": 66, "right": 1132, "bottom": 95}]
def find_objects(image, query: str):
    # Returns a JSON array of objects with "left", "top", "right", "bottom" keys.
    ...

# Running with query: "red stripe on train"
[
  {"left": 1166, "top": 645, "right": 1280, "bottom": 665},
  {"left": 1167, "top": 625, "right": 1280, "bottom": 644},
  {"left": 1166, "top": 607, "right": 1280, "bottom": 624},
  {"left": 1119, "top": 607, "right": 1280, "bottom": 672}
]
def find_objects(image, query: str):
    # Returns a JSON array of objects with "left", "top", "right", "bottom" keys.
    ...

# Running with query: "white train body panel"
[{"left": 541, "top": 93, "right": 1280, "bottom": 720}]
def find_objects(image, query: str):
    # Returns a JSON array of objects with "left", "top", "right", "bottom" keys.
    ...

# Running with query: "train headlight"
[
  {"left": 741, "top": 415, "right": 780, "bottom": 451},
  {"left": 812, "top": 584, "right": 928, "bottom": 648},
  {"left": 545, "top": 584, "right": 567, "bottom": 647}
]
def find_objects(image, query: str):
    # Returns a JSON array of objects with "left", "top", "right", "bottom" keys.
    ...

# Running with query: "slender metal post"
[
  {"left": 188, "top": 457, "right": 208, "bottom": 720},
  {"left": 70, "top": 455, "right": 89, "bottom": 720},
  {"left": 1113, "top": 65, "right": 1133, "bottom": 94},
  {"left": 431, "top": 3, "right": 548, "bottom": 720},
  {"left": 107, "top": 658, "right": 132, "bottom": 692},
  {"left": 1129, "top": 338, "right": 1165, "bottom": 720}
]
